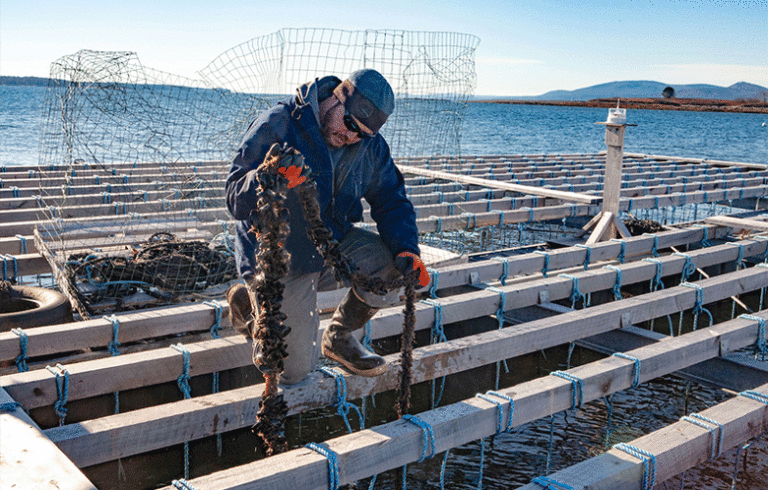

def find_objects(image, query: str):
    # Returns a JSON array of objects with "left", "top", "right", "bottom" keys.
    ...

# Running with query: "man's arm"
[{"left": 363, "top": 143, "right": 420, "bottom": 259}]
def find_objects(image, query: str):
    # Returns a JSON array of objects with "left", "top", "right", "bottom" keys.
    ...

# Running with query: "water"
[
  {"left": 2, "top": 85, "right": 767, "bottom": 167},
  {"left": 4, "top": 83, "right": 768, "bottom": 489}
]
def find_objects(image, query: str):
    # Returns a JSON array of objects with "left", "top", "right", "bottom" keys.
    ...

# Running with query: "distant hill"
[
  {"left": 533, "top": 81, "right": 768, "bottom": 101},
  {"left": 0, "top": 76, "right": 51, "bottom": 87}
]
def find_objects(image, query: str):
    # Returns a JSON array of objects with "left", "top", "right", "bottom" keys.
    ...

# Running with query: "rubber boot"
[
  {"left": 226, "top": 283, "right": 254, "bottom": 338},
  {"left": 321, "top": 289, "right": 387, "bottom": 376}
]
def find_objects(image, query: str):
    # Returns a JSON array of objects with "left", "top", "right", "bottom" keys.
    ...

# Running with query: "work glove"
[{"left": 395, "top": 251, "right": 430, "bottom": 288}]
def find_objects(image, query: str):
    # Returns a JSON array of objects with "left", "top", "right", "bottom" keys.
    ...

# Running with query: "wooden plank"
[
  {"left": 623, "top": 151, "right": 768, "bottom": 171},
  {"left": 516, "top": 384, "right": 768, "bottom": 490},
  {"left": 45, "top": 275, "right": 768, "bottom": 468},
  {"left": 0, "top": 231, "right": 754, "bottom": 366},
  {"left": 152, "top": 309, "right": 768, "bottom": 490},
  {"left": 706, "top": 215, "right": 768, "bottom": 234},
  {"left": 397, "top": 164, "right": 601, "bottom": 204},
  {"left": 0, "top": 387, "right": 97, "bottom": 490}
]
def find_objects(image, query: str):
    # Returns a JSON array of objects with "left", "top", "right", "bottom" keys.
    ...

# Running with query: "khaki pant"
[{"left": 246, "top": 227, "right": 401, "bottom": 384}]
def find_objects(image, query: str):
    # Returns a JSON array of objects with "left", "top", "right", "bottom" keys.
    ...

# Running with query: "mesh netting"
[{"left": 34, "top": 29, "right": 479, "bottom": 318}]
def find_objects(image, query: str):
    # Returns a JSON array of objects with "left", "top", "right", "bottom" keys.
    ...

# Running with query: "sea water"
[{"left": 2, "top": 85, "right": 767, "bottom": 167}]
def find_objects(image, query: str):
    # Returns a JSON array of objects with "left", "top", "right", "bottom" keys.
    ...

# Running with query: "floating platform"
[{"left": 2, "top": 152, "right": 768, "bottom": 489}]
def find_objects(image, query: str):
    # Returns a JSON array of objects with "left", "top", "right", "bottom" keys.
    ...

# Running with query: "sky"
[{"left": 1, "top": 0, "right": 766, "bottom": 97}]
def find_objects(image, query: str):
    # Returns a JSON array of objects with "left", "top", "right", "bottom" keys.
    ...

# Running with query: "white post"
[{"left": 602, "top": 123, "right": 626, "bottom": 237}]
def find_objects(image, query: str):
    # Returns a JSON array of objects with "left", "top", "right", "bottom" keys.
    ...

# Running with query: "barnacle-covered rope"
[{"left": 250, "top": 144, "right": 420, "bottom": 455}]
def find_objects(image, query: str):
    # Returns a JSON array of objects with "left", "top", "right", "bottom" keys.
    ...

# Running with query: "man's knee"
[{"left": 279, "top": 360, "right": 315, "bottom": 385}]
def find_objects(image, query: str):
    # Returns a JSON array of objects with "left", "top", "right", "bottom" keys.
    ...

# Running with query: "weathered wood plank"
[
  {"left": 46, "top": 278, "right": 768, "bottom": 468},
  {"left": 516, "top": 384, "right": 768, "bottom": 490},
  {"left": 0, "top": 387, "right": 97, "bottom": 490},
  {"left": 398, "top": 164, "right": 602, "bottom": 204},
  {"left": 1, "top": 233, "right": 760, "bottom": 372},
  {"left": 151, "top": 310, "right": 768, "bottom": 490}
]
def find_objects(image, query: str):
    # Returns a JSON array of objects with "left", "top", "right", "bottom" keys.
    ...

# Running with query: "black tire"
[{"left": 0, "top": 285, "right": 73, "bottom": 331}]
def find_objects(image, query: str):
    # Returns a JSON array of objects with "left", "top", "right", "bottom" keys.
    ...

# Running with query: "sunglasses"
[{"left": 343, "top": 112, "right": 374, "bottom": 139}]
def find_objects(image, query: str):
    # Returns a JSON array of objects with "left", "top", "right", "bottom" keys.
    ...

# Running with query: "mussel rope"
[{"left": 249, "top": 145, "right": 419, "bottom": 456}]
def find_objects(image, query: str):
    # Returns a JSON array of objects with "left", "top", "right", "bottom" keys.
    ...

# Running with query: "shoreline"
[{"left": 472, "top": 97, "right": 768, "bottom": 114}]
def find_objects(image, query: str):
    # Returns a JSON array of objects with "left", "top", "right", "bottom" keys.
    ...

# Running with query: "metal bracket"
[
  {"left": 620, "top": 313, "right": 632, "bottom": 328},
  {"left": 470, "top": 272, "right": 480, "bottom": 284}
]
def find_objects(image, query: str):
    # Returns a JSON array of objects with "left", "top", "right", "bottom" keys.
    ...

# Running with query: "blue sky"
[{"left": 1, "top": 0, "right": 766, "bottom": 96}]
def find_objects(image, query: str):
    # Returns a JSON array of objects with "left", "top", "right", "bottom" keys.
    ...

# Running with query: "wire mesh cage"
[{"left": 34, "top": 29, "right": 480, "bottom": 318}]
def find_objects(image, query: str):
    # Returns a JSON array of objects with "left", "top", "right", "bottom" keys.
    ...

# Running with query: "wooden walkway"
[{"left": 2, "top": 153, "right": 768, "bottom": 489}]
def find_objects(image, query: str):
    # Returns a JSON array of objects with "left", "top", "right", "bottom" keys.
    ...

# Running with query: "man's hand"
[
  {"left": 277, "top": 165, "right": 306, "bottom": 188},
  {"left": 395, "top": 251, "right": 430, "bottom": 288}
]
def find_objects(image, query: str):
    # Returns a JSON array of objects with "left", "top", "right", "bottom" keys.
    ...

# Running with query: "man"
[{"left": 225, "top": 68, "right": 428, "bottom": 385}]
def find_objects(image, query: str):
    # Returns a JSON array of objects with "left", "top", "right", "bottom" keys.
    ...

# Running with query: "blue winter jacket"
[{"left": 226, "top": 76, "right": 420, "bottom": 279}]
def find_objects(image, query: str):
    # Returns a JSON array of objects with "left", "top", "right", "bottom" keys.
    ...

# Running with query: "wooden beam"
[
  {"left": 46, "top": 274, "right": 768, "bottom": 468},
  {"left": 0, "top": 231, "right": 757, "bottom": 367},
  {"left": 516, "top": 383, "right": 768, "bottom": 490},
  {"left": 0, "top": 387, "right": 97, "bottom": 490},
  {"left": 397, "top": 164, "right": 601, "bottom": 204},
  {"left": 706, "top": 215, "right": 768, "bottom": 234},
  {"left": 152, "top": 311, "right": 768, "bottom": 490},
  {"left": 623, "top": 151, "right": 768, "bottom": 171}
]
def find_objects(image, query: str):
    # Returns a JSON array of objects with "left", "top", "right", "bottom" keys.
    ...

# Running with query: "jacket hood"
[{"left": 295, "top": 75, "right": 343, "bottom": 125}]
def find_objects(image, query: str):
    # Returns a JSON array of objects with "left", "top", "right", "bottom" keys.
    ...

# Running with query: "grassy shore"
[{"left": 474, "top": 97, "right": 768, "bottom": 114}]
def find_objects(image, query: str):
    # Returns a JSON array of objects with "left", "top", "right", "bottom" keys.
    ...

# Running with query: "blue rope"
[
  {"left": 492, "top": 257, "right": 509, "bottom": 285},
  {"left": 477, "top": 437, "right": 486, "bottom": 490},
  {"left": 461, "top": 212, "right": 477, "bottom": 230},
  {"left": 486, "top": 287, "right": 507, "bottom": 329},
  {"left": 171, "top": 343, "right": 193, "bottom": 478},
  {"left": 171, "top": 479, "right": 198, "bottom": 490},
  {"left": 534, "top": 251, "right": 550, "bottom": 277},
  {"left": 642, "top": 258, "right": 665, "bottom": 292},
  {"left": 11, "top": 328, "right": 29, "bottom": 373},
  {"left": 421, "top": 298, "right": 447, "bottom": 407},
  {"left": 318, "top": 366, "right": 364, "bottom": 433},
  {"left": 551, "top": 371, "right": 583, "bottom": 409},
  {"left": 673, "top": 252, "right": 696, "bottom": 283},
  {"left": 306, "top": 442, "right": 340, "bottom": 490},
  {"left": 610, "top": 239, "right": 626, "bottom": 264},
  {"left": 46, "top": 364, "right": 69, "bottom": 425},
  {"left": 427, "top": 268, "right": 439, "bottom": 298},
  {"left": 171, "top": 344, "right": 192, "bottom": 399},
  {"left": 15, "top": 235, "right": 27, "bottom": 255},
  {"left": 203, "top": 300, "right": 224, "bottom": 455},
  {"left": 105, "top": 315, "right": 121, "bottom": 356},
  {"left": 680, "top": 282, "right": 713, "bottom": 330},
  {"left": 739, "top": 314, "right": 767, "bottom": 357},
  {"left": 203, "top": 301, "right": 223, "bottom": 339},
  {"left": 693, "top": 224, "right": 712, "bottom": 247},
  {"left": 0, "top": 401, "right": 22, "bottom": 412},
  {"left": 602, "top": 265, "right": 623, "bottom": 300},
  {"left": 486, "top": 287, "right": 510, "bottom": 382},
  {"left": 362, "top": 320, "right": 373, "bottom": 351},
  {"left": 680, "top": 412, "right": 724, "bottom": 459},
  {"left": 574, "top": 244, "right": 591, "bottom": 270},
  {"left": 739, "top": 390, "right": 768, "bottom": 405},
  {"left": 558, "top": 274, "right": 586, "bottom": 309},
  {"left": 603, "top": 395, "right": 614, "bottom": 448},
  {"left": 612, "top": 352, "right": 641, "bottom": 389},
  {"left": 476, "top": 391, "right": 515, "bottom": 434},
  {"left": 530, "top": 476, "right": 575, "bottom": 490},
  {"left": 613, "top": 443, "right": 657, "bottom": 490},
  {"left": 401, "top": 414, "right": 436, "bottom": 461},
  {"left": 645, "top": 234, "right": 660, "bottom": 257},
  {"left": 732, "top": 243, "right": 746, "bottom": 270}
]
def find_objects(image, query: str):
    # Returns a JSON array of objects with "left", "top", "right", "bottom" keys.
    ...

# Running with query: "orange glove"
[
  {"left": 395, "top": 251, "right": 430, "bottom": 288},
  {"left": 277, "top": 165, "right": 306, "bottom": 188}
]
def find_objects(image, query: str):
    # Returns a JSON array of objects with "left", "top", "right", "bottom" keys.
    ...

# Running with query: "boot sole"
[{"left": 322, "top": 349, "right": 388, "bottom": 377}]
